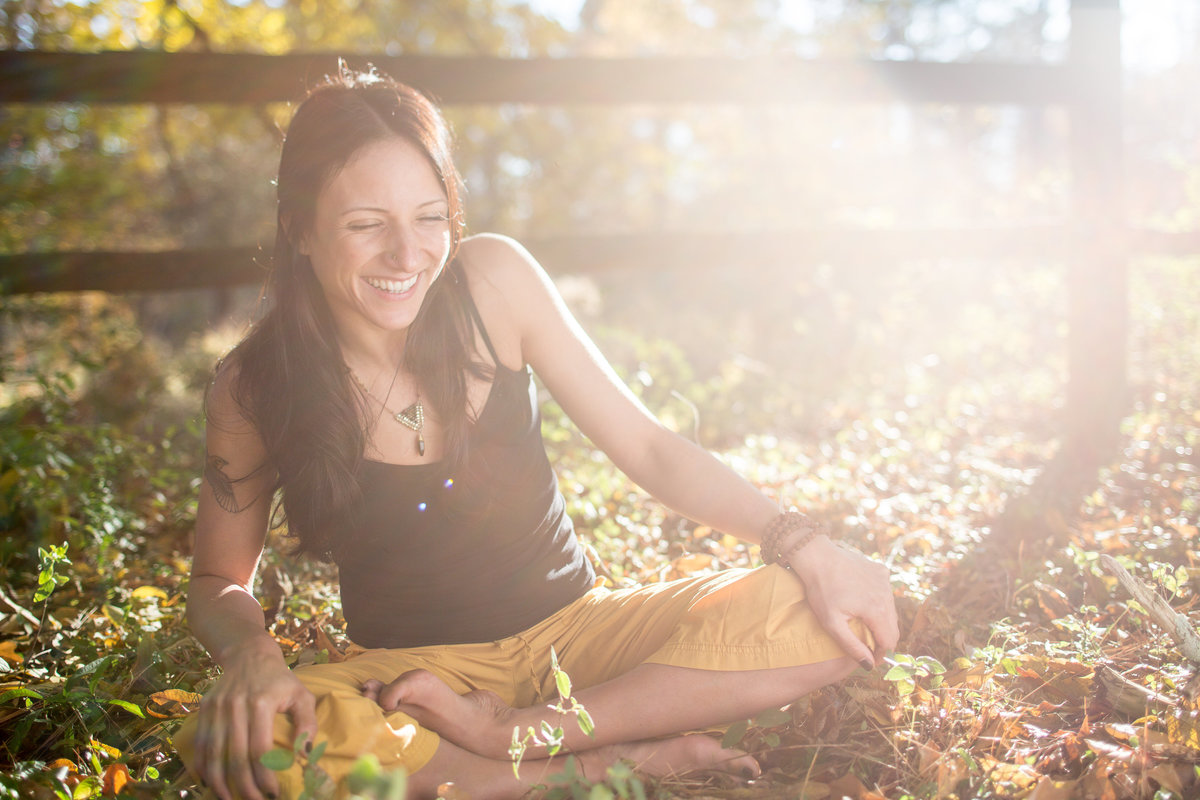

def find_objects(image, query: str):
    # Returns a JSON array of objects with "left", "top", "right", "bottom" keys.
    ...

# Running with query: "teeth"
[{"left": 366, "top": 274, "right": 418, "bottom": 294}]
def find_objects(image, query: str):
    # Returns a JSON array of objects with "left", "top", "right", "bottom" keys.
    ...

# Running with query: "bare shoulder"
[
  {"left": 456, "top": 233, "right": 549, "bottom": 296},
  {"left": 455, "top": 234, "right": 557, "bottom": 367},
  {"left": 205, "top": 352, "right": 256, "bottom": 437}
]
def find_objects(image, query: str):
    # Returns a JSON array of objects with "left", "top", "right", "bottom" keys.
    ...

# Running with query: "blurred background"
[{"left": 2, "top": 3, "right": 1200, "bottom": 796}]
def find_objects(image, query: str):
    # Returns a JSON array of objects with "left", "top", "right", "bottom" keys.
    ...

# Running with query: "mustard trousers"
[{"left": 175, "top": 565, "right": 863, "bottom": 797}]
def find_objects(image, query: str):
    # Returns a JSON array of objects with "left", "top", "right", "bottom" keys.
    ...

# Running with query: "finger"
[
  {"left": 822, "top": 614, "right": 875, "bottom": 670},
  {"left": 228, "top": 698, "right": 266, "bottom": 800},
  {"left": 288, "top": 690, "right": 319, "bottom": 756},
  {"left": 203, "top": 706, "right": 233, "bottom": 800},
  {"left": 250, "top": 698, "right": 282, "bottom": 799}
]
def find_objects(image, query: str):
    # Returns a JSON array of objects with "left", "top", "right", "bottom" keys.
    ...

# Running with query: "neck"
[{"left": 336, "top": 326, "right": 409, "bottom": 385}]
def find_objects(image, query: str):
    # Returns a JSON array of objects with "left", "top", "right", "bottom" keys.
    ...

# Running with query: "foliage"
[
  {"left": 3, "top": 2, "right": 1200, "bottom": 799},
  {"left": 509, "top": 647, "right": 596, "bottom": 779}
]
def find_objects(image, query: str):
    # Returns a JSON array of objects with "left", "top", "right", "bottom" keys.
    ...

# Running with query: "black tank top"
[{"left": 333, "top": 279, "right": 596, "bottom": 648}]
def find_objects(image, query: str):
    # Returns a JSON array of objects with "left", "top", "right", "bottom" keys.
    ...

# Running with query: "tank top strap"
[{"left": 456, "top": 261, "right": 503, "bottom": 366}]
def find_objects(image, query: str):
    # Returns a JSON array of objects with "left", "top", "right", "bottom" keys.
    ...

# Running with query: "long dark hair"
[{"left": 218, "top": 65, "right": 483, "bottom": 558}]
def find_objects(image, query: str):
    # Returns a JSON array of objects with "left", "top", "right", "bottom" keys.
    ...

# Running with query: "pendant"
[
  {"left": 394, "top": 402, "right": 424, "bottom": 432},
  {"left": 394, "top": 402, "right": 425, "bottom": 457}
]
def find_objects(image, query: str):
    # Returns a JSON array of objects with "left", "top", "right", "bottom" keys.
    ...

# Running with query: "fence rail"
[
  {"left": 1, "top": 227, "right": 1190, "bottom": 295},
  {"left": 0, "top": 50, "right": 1083, "bottom": 107}
]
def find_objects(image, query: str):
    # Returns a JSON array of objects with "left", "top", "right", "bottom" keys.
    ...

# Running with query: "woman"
[{"left": 175, "top": 66, "right": 898, "bottom": 800}]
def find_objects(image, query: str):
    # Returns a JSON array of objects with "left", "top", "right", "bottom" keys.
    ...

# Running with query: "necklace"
[{"left": 352, "top": 371, "right": 426, "bottom": 457}]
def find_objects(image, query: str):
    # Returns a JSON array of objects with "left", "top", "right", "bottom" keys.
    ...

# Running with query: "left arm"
[
  {"left": 464, "top": 234, "right": 777, "bottom": 543},
  {"left": 461, "top": 235, "right": 898, "bottom": 664}
]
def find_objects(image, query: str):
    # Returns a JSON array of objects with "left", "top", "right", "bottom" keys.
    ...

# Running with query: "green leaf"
[
  {"left": 555, "top": 668, "right": 572, "bottom": 700},
  {"left": 753, "top": 707, "right": 792, "bottom": 728},
  {"left": 106, "top": 699, "right": 145, "bottom": 718},
  {"left": 884, "top": 663, "right": 917, "bottom": 681},
  {"left": 0, "top": 688, "right": 43, "bottom": 704},
  {"left": 576, "top": 707, "right": 595, "bottom": 738},
  {"left": 721, "top": 720, "right": 748, "bottom": 749},
  {"left": 346, "top": 754, "right": 381, "bottom": 792},
  {"left": 916, "top": 656, "right": 947, "bottom": 675},
  {"left": 309, "top": 740, "right": 327, "bottom": 763},
  {"left": 260, "top": 748, "right": 295, "bottom": 771},
  {"left": 589, "top": 785, "right": 615, "bottom": 800},
  {"left": 72, "top": 777, "right": 101, "bottom": 799}
]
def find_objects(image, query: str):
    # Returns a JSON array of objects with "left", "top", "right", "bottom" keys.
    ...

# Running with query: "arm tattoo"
[{"left": 205, "top": 452, "right": 244, "bottom": 514}]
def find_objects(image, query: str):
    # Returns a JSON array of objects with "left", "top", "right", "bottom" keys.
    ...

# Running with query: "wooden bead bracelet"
[{"left": 760, "top": 511, "right": 830, "bottom": 569}]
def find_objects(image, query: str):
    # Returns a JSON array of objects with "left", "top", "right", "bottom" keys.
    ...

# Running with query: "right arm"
[{"left": 186, "top": 362, "right": 317, "bottom": 800}]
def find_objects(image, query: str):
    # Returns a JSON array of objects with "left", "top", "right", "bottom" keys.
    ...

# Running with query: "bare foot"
[
  {"left": 361, "top": 669, "right": 516, "bottom": 758},
  {"left": 578, "top": 734, "right": 761, "bottom": 781}
]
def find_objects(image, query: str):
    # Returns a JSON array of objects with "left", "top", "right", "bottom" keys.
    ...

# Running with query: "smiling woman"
[{"left": 172, "top": 64, "right": 898, "bottom": 800}]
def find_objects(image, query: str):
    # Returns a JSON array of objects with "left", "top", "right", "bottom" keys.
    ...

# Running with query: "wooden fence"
[{"left": 0, "top": 1, "right": 1169, "bottom": 526}]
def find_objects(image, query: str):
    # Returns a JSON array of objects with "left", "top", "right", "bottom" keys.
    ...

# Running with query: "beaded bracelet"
[{"left": 760, "top": 511, "right": 830, "bottom": 569}]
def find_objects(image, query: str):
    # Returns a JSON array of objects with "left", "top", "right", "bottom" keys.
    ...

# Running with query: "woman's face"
[{"left": 301, "top": 136, "right": 452, "bottom": 345}]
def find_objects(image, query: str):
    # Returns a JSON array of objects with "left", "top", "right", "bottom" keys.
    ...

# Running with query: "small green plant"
[
  {"left": 542, "top": 756, "right": 649, "bottom": 800},
  {"left": 260, "top": 732, "right": 333, "bottom": 800},
  {"left": 259, "top": 732, "right": 410, "bottom": 800},
  {"left": 509, "top": 648, "right": 595, "bottom": 778},
  {"left": 883, "top": 653, "right": 947, "bottom": 698},
  {"left": 33, "top": 543, "right": 71, "bottom": 603}
]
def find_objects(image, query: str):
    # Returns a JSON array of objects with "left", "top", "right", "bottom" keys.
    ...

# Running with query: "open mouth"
[{"left": 365, "top": 274, "right": 419, "bottom": 294}]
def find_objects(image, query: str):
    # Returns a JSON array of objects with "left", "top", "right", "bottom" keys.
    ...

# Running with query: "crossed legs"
[{"left": 364, "top": 657, "right": 859, "bottom": 799}]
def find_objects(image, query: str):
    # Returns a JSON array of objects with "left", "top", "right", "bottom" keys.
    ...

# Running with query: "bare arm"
[
  {"left": 186, "top": 362, "right": 317, "bottom": 800},
  {"left": 460, "top": 235, "right": 778, "bottom": 542},
  {"left": 459, "top": 234, "right": 898, "bottom": 664}
]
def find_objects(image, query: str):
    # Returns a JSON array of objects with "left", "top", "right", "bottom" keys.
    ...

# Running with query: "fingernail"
[
  {"left": 742, "top": 767, "right": 754, "bottom": 780},
  {"left": 305, "top": 740, "right": 313, "bottom": 754},
  {"left": 860, "top": 658, "right": 874, "bottom": 670}
]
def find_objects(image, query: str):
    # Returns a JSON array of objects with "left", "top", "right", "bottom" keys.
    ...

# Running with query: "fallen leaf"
[
  {"left": 146, "top": 689, "right": 202, "bottom": 718},
  {"left": 0, "top": 640, "right": 22, "bottom": 664},
  {"left": 129, "top": 586, "right": 167, "bottom": 601},
  {"left": 102, "top": 762, "right": 130, "bottom": 796},
  {"left": 1027, "top": 776, "right": 1078, "bottom": 800}
]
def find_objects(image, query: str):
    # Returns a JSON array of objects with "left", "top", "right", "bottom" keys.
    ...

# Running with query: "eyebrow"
[{"left": 339, "top": 199, "right": 448, "bottom": 216}]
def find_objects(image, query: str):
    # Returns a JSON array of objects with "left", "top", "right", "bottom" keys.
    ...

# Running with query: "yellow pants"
[{"left": 175, "top": 565, "right": 864, "bottom": 797}]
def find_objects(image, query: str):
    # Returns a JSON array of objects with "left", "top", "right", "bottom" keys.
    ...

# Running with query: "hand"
[
  {"left": 786, "top": 535, "right": 899, "bottom": 669},
  {"left": 190, "top": 648, "right": 318, "bottom": 800}
]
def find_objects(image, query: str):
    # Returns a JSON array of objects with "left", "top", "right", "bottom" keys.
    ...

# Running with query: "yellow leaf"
[
  {"left": 46, "top": 757, "right": 76, "bottom": 773},
  {"left": 129, "top": 586, "right": 167, "bottom": 601},
  {"left": 1167, "top": 708, "right": 1200, "bottom": 750},
  {"left": 0, "top": 641, "right": 23, "bottom": 664},
  {"left": 1027, "top": 776, "right": 1078, "bottom": 800},
  {"left": 669, "top": 553, "right": 714, "bottom": 575},
  {"left": 89, "top": 739, "right": 122, "bottom": 760},
  {"left": 146, "top": 689, "right": 203, "bottom": 718}
]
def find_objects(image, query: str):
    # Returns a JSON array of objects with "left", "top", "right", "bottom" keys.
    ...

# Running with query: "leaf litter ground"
[{"left": 1, "top": 258, "right": 1199, "bottom": 799}]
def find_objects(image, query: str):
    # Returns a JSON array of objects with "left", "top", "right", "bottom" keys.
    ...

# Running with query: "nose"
[{"left": 386, "top": 228, "right": 420, "bottom": 272}]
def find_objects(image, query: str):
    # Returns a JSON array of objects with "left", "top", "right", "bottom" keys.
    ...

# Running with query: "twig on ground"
[{"left": 1099, "top": 554, "right": 1200, "bottom": 665}]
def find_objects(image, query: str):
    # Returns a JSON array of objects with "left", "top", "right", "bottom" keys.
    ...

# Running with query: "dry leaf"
[
  {"left": 129, "top": 586, "right": 167, "bottom": 601},
  {"left": 827, "top": 771, "right": 869, "bottom": 799},
  {"left": 0, "top": 640, "right": 22, "bottom": 664},
  {"left": 102, "top": 762, "right": 131, "bottom": 796},
  {"left": 1027, "top": 776, "right": 1078, "bottom": 800},
  {"left": 146, "top": 689, "right": 202, "bottom": 718}
]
